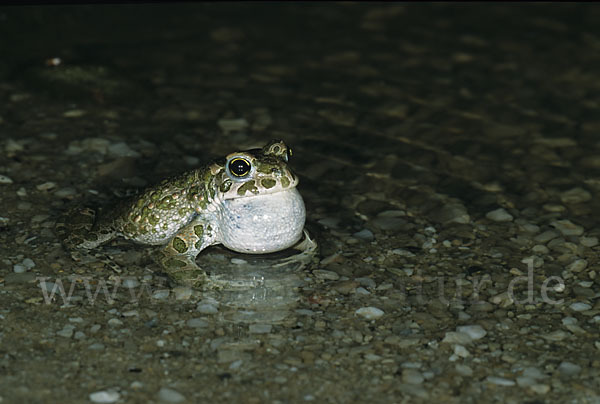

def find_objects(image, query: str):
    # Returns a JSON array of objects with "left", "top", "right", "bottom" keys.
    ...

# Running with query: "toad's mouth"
[{"left": 224, "top": 176, "right": 300, "bottom": 200}]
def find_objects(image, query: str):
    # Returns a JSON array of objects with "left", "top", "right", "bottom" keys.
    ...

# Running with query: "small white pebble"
[
  {"left": 36, "top": 181, "right": 57, "bottom": 191},
  {"left": 569, "top": 302, "right": 592, "bottom": 312},
  {"left": 89, "top": 390, "right": 120, "bottom": 404},
  {"left": 456, "top": 325, "right": 487, "bottom": 340},
  {"left": 486, "top": 376, "right": 515, "bottom": 386},
  {"left": 21, "top": 258, "right": 35, "bottom": 269},
  {"left": 173, "top": 286, "right": 193, "bottom": 300},
  {"left": 355, "top": 307, "right": 384, "bottom": 320},
  {"left": 486, "top": 208, "right": 513, "bottom": 222},
  {"left": 152, "top": 289, "right": 170, "bottom": 300},
  {"left": 157, "top": 387, "right": 186, "bottom": 403},
  {"left": 0, "top": 174, "right": 13, "bottom": 184},
  {"left": 13, "top": 264, "right": 27, "bottom": 273}
]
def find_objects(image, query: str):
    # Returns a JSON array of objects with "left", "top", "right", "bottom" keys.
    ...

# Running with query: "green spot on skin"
[
  {"left": 257, "top": 163, "right": 273, "bottom": 174},
  {"left": 164, "top": 258, "right": 187, "bottom": 268},
  {"left": 261, "top": 178, "right": 276, "bottom": 189},
  {"left": 195, "top": 240, "right": 203, "bottom": 250},
  {"left": 148, "top": 215, "right": 159, "bottom": 225},
  {"left": 281, "top": 176, "right": 290, "bottom": 188},
  {"left": 237, "top": 180, "right": 258, "bottom": 196},
  {"left": 172, "top": 237, "right": 188, "bottom": 253},
  {"left": 220, "top": 179, "right": 232, "bottom": 193},
  {"left": 194, "top": 225, "right": 204, "bottom": 239}
]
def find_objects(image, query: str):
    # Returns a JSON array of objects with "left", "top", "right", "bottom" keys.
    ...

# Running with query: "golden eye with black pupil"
[{"left": 228, "top": 158, "right": 251, "bottom": 177}]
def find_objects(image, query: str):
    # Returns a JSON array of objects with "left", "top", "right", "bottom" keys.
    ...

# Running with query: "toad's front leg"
[{"left": 153, "top": 217, "right": 218, "bottom": 289}]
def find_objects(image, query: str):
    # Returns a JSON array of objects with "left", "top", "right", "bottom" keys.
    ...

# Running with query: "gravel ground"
[{"left": 1, "top": 4, "right": 600, "bottom": 403}]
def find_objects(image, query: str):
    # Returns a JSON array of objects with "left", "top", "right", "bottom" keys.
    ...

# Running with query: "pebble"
[
  {"left": 108, "top": 318, "right": 123, "bottom": 327},
  {"left": 529, "top": 384, "right": 551, "bottom": 394},
  {"left": 249, "top": 324, "right": 272, "bottom": 334},
  {"left": 486, "top": 208, "right": 513, "bottom": 222},
  {"left": 531, "top": 244, "right": 549, "bottom": 254},
  {"left": 456, "top": 325, "right": 487, "bottom": 340},
  {"left": 431, "top": 203, "right": 470, "bottom": 224},
  {"left": 542, "top": 330, "right": 568, "bottom": 342},
  {"left": 63, "top": 109, "right": 86, "bottom": 118},
  {"left": 152, "top": 289, "right": 170, "bottom": 300},
  {"left": 54, "top": 187, "right": 77, "bottom": 198},
  {"left": 13, "top": 264, "right": 27, "bottom": 273},
  {"left": 569, "top": 302, "right": 591, "bottom": 312},
  {"left": 36, "top": 181, "right": 57, "bottom": 191},
  {"left": 0, "top": 174, "right": 13, "bottom": 184},
  {"left": 441, "top": 331, "right": 474, "bottom": 345},
  {"left": 187, "top": 318, "right": 209, "bottom": 328},
  {"left": 107, "top": 142, "right": 141, "bottom": 158},
  {"left": 173, "top": 286, "right": 193, "bottom": 300},
  {"left": 391, "top": 248, "right": 415, "bottom": 257},
  {"left": 88, "top": 343, "right": 106, "bottom": 350},
  {"left": 355, "top": 287, "right": 370, "bottom": 295},
  {"left": 486, "top": 376, "right": 515, "bottom": 386},
  {"left": 313, "top": 269, "right": 340, "bottom": 281},
  {"left": 90, "top": 390, "right": 120, "bottom": 403},
  {"left": 580, "top": 236, "right": 599, "bottom": 247},
  {"left": 157, "top": 387, "right": 186, "bottom": 403},
  {"left": 454, "top": 364, "right": 473, "bottom": 376},
  {"left": 353, "top": 228, "right": 374, "bottom": 241},
  {"left": 122, "top": 278, "right": 140, "bottom": 289},
  {"left": 355, "top": 277, "right": 377, "bottom": 288},
  {"left": 402, "top": 369, "right": 424, "bottom": 385},
  {"left": 355, "top": 307, "right": 384, "bottom": 320},
  {"left": 197, "top": 303, "right": 219, "bottom": 314},
  {"left": 534, "top": 230, "right": 559, "bottom": 243},
  {"left": 453, "top": 344, "right": 470, "bottom": 358},
  {"left": 551, "top": 220, "right": 584, "bottom": 236},
  {"left": 566, "top": 259, "right": 587, "bottom": 273},
  {"left": 56, "top": 325, "right": 75, "bottom": 338},
  {"left": 557, "top": 361, "right": 582, "bottom": 376},
  {"left": 560, "top": 187, "right": 591, "bottom": 204}
]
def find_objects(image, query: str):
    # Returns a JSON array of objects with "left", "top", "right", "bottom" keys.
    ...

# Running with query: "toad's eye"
[{"left": 228, "top": 158, "right": 252, "bottom": 177}]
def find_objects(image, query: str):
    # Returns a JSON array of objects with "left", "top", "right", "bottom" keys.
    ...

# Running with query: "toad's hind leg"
[
  {"left": 56, "top": 207, "right": 117, "bottom": 251},
  {"left": 153, "top": 217, "right": 218, "bottom": 289}
]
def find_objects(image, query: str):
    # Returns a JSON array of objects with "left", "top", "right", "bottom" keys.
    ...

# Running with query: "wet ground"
[{"left": 1, "top": 3, "right": 600, "bottom": 403}]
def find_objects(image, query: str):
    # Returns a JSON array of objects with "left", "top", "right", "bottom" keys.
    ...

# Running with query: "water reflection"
[{"left": 203, "top": 229, "right": 318, "bottom": 325}]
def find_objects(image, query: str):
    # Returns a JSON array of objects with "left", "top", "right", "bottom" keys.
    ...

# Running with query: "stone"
[
  {"left": 456, "top": 325, "right": 487, "bottom": 340},
  {"left": 560, "top": 187, "right": 592, "bottom": 204},
  {"left": 157, "top": 387, "right": 186, "bottom": 403},
  {"left": 557, "top": 361, "right": 582, "bottom": 376},
  {"left": 402, "top": 369, "right": 424, "bottom": 385},
  {"left": 486, "top": 208, "right": 513, "bottom": 222},
  {"left": 569, "top": 302, "right": 591, "bottom": 312},
  {"left": 486, "top": 376, "right": 515, "bottom": 386},
  {"left": 566, "top": 259, "right": 587, "bottom": 273},
  {"left": 551, "top": 220, "right": 584, "bottom": 236},
  {"left": 90, "top": 390, "right": 120, "bottom": 403},
  {"left": 355, "top": 307, "right": 384, "bottom": 320}
]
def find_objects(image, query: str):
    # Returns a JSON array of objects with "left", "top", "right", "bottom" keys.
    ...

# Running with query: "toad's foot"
[{"left": 272, "top": 228, "right": 319, "bottom": 269}]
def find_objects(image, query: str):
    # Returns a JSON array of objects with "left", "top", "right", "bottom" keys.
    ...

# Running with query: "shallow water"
[{"left": 1, "top": 4, "right": 599, "bottom": 403}]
